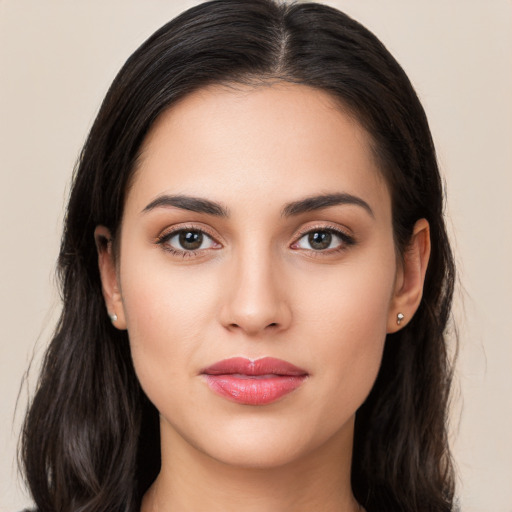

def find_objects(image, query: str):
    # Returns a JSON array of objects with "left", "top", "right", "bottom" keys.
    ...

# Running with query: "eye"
[
  {"left": 292, "top": 228, "right": 354, "bottom": 252},
  {"left": 158, "top": 228, "right": 220, "bottom": 254}
]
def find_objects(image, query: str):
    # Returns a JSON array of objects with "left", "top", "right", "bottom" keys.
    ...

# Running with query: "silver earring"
[
  {"left": 397, "top": 312, "right": 404, "bottom": 325},
  {"left": 109, "top": 312, "right": 118, "bottom": 323}
]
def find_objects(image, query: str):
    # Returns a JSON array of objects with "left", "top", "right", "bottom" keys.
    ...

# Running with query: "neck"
[{"left": 142, "top": 416, "right": 361, "bottom": 512}]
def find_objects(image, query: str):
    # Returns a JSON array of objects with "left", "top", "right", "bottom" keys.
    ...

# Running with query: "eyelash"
[
  {"left": 156, "top": 224, "right": 220, "bottom": 258},
  {"left": 155, "top": 224, "right": 355, "bottom": 258},
  {"left": 291, "top": 224, "right": 356, "bottom": 256}
]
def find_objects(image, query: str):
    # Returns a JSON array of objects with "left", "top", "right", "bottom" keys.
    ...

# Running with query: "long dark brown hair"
[{"left": 20, "top": 1, "right": 456, "bottom": 510}]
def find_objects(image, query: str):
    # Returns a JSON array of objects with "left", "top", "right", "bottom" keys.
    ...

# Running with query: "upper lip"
[{"left": 201, "top": 357, "right": 308, "bottom": 376}]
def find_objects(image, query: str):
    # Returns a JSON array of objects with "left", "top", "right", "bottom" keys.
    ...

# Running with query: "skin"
[{"left": 96, "top": 83, "right": 430, "bottom": 511}]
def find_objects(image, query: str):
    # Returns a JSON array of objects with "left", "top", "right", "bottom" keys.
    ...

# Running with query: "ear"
[
  {"left": 387, "top": 218, "right": 431, "bottom": 333},
  {"left": 94, "top": 225, "right": 127, "bottom": 330}
]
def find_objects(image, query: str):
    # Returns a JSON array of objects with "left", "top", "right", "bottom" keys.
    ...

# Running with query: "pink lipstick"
[{"left": 201, "top": 357, "right": 308, "bottom": 405}]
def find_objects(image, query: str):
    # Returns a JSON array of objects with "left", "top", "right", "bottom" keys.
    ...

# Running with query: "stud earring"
[
  {"left": 396, "top": 312, "right": 404, "bottom": 325},
  {"left": 109, "top": 312, "right": 118, "bottom": 323}
]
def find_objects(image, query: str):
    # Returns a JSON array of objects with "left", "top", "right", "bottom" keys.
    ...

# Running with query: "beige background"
[{"left": 1, "top": 1, "right": 511, "bottom": 511}]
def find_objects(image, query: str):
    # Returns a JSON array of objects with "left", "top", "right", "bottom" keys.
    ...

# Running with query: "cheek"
[
  {"left": 301, "top": 247, "right": 396, "bottom": 337},
  {"left": 298, "top": 252, "right": 396, "bottom": 408},
  {"left": 118, "top": 255, "right": 218, "bottom": 399}
]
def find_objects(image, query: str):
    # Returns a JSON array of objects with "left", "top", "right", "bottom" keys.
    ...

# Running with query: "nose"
[{"left": 218, "top": 249, "right": 292, "bottom": 336}]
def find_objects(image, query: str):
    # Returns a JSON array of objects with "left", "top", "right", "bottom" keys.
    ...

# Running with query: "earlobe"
[
  {"left": 387, "top": 219, "right": 431, "bottom": 333},
  {"left": 94, "top": 225, "right": 127, "bottom": 330}
]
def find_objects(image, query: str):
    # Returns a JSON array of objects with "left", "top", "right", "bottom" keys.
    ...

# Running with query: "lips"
[{"left": 201, "top": 357, "right": 308, "bottom": 405}]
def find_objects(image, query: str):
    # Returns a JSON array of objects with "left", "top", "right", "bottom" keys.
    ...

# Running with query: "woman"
[{"left": 20, "top": 0, "right": 456, "bottom": 510}]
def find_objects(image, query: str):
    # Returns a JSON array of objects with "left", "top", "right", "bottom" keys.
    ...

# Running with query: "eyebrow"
[
  {"left": 281, "top": 193, "right": 374, "bottom": 218},
  {"left": 142, "top": 194, "right": 229, "bottom": 217},
  {"left": 141, "top": 192, "right": 374, "bottom": 218}
]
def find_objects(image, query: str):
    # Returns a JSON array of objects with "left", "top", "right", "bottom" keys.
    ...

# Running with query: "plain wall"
[{"left": 1, "top": 1, "right": 511, "bottom": 511}]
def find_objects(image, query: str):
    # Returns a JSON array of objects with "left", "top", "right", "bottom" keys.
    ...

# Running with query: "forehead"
[{"left": 126, "top": 82, "right": 390, "bottom": 217}]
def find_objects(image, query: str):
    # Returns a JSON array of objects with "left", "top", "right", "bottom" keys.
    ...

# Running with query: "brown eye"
[
  {"left": 293, "top": 228, "right": 354, "bottom": 252},
  {"left": 161, "top": 229, "right": 218, "bottom": 253},
  {"left": 179, "top": 230, "right": 204, "bottom": 250},
  {"left": 308, "top": 231, "right": 332, "bottom": 250}
]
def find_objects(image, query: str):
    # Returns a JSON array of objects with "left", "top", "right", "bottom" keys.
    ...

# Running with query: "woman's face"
[{"left": 107, "top": 83, "right": 405, "bottom": 468}]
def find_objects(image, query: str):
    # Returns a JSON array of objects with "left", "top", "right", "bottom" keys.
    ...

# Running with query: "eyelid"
[
  {"left": 290, "top": 223, "right": 356, "bottom": 252},
  {"left": 156, "top": 221, "right": 221, "bottom": 239},
  {"left": 155, "top": 223, "right": 223, "bottom": 254},
  {"left": 293, "top": 222, "right": 353, "bottom": 240}
]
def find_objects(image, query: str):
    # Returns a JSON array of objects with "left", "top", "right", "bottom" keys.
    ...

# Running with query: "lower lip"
[{"left": 203, "top": 374, "right": 307, "bottom": 405}]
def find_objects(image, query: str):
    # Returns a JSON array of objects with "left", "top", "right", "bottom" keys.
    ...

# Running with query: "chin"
[
  {"left": 201, "top": 436, "right": 311, "bottom": 470},
  {"left": 172, "top": 411, "right": 354, "bottom": 471}
]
